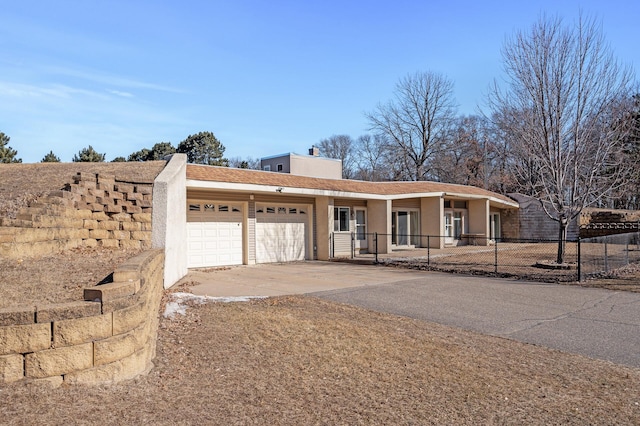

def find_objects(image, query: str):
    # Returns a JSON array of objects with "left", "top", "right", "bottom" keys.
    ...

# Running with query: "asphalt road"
[{"left": 312, "top": 272, "right": 640, "bottom": 369}]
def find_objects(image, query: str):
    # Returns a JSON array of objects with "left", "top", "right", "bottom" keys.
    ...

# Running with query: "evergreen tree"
[
  {"left": 0, "top": 132, "right": 22, "bottom": 163},
  {"left": 127, "top": 142, "right": 176, "bottom": 161},
  {"left": 72, "top": 145, "right": 106, "bottom": 162},
  {"left": 128, "top": 148, "right": 151, "bottom": 162},
  {"left": 177, "top": 131, "right": 228, "bottom": 166},
  {"left": 41, "top": 150, "right": 61, "bottom": 162},
  {"left": 148, "top": 142, "right": 176, "bottom": 160}
]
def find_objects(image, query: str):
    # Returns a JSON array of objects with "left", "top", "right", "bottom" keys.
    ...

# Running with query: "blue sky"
[{"left": 1, "top": 0, "right": 638, "bottom": 163}]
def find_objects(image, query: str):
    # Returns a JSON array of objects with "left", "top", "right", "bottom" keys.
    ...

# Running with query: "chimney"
[{"left": 309, "top": 146, "right": 320, "bottom": 156}]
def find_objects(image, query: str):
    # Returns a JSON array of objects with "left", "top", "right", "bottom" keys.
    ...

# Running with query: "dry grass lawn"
[
  {"left": 2, "top": 295, "right": 639, "bottom": 425},
  {"left": 2, "top": 161, "right": 640, "bottom": 423}
]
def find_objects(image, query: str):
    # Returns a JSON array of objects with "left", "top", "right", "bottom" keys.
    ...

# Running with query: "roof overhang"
[{"left": 186, "top": 179, "right": 519, "bottom": 209}]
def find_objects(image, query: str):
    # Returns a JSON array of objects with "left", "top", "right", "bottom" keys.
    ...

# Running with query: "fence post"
[
  {"left": 494, "top": 238, "right": 498, "bottom": 273},
  {"left": 626, "top": 240, "right": 629, "bottom": 266},
  {"left": 330, "top": 232, "right": 334, "bottom": 259},
  {"left": 604, "top": 239, "right": 609, "bottom": 273},
  {"left": 374, "top": 232, "right": 378, "bottom": 264},
  {"left": 427, "top": 235, "right": 430, "bottom": 266},
  {"left": 351, "top": 232, "right": 355, "bottom": 259},
  {"left": 577, "top": 238, "right": 581, "bottom": 282}
]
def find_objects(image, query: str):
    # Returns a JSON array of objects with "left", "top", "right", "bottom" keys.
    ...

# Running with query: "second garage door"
[{"left": 256, "top": 204, "right": 309, "bottom": 263}]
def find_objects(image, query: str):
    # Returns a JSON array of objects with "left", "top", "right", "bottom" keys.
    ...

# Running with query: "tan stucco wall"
[
  {"left": 367, "top": 199, "right": 391, "bottom": 253},
  {"left": 261, "top": 155, "right": 291, "bottom": 172},
  {"left": 421, "top": 197, "right": 443, "bottom": 248},
  {"left": 315, "top": 196, "right": 331, "bottom": 260},
  {"left": 468, "top": 199, "right": 490, "bottom": 246},
  {"left": 290, "top": 155, "right": 342, "bottom": 179}
]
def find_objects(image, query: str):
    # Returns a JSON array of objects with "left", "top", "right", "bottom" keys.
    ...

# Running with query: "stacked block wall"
[
  {"left": 579, "top": 209, "right": 640, "bottom": 238},
  {"left": 0, "top": 172, "right": 154, "bottom": 258},
  {"left": 0, "top": 249, "right": 164, "bottom": 386}
]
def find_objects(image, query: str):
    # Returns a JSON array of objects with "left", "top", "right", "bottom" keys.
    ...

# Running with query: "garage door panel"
[
  {"left": 255, "top": 205, "right": 308, "bottom": 263},
  {"left": 187, "top": 205, "right": 243, "bottom": 267}
]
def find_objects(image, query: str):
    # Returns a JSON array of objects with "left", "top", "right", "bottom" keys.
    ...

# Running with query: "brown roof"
[{"left": 186, "top": 165, "right": 517, "bottom": 205}]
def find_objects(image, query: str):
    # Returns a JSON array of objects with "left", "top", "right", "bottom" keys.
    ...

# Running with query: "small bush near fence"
[{"left": 334, "top": 232, "right": 640, "bottom": 283}]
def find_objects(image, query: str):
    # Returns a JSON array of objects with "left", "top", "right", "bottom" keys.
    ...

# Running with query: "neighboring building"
[
  {"left": 508, "top": 193, "right": 580, "bottom": 240},
  {"left": 260, "top": 146, "right": 343, "bottom": 179},
  {"left": 509, "top": 193, "right": 640, "bottom": 240}
]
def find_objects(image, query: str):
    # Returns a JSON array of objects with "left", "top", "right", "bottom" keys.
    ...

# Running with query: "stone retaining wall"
[
  {"left": 0, "top": 249, "right": 164, "bottom": 386},
  {"left": 579, "top": 209, "right": 640, "bottom": 238},
  {"left": 0, "top": 172, "right": 153, "bottom": 258}
]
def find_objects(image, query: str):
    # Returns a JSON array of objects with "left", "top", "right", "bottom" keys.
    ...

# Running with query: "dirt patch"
[{"left": 2, "top": 296, "right": 639, "bottom": 424}]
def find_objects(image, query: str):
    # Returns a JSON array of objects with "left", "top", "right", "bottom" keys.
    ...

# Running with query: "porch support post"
[
  {"left": 421, "top": 197, "right": 443, "bottom": 249},
  {"left": 315, "top": 196, "right": 333, "bottom": 260},
  {"left": 468, "top": 198, "right": 490, "bottom": 246},
  {"left": 367, "top": 199, "right": 391, "bottom": 254}
]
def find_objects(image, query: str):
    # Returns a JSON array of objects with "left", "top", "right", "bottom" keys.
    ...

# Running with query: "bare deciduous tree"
[
  {"left": 228, "top": 156, "right": 261, "bottom": 169},
  {"left": 353, "top": 134, "right": 392, "bottom": 181},
  {"left": 317, "top": 134, "right": 355, "bottom": 179},
  {"left": 489, "top": 14, "right": 635, "bottom": 263},
  {"left": 609, "top": 94, "right": 640, "bottom": 209},
  {"left": 432, "top": 115, "right": 493, "bottom": 187},
  {"left": 366, "top": 71, "right": 458, "bottom": 181}
]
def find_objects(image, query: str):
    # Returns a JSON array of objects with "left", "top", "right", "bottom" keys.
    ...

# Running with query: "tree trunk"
[{"left": 556, "top": 216, "right": 568, "bottom": 264}]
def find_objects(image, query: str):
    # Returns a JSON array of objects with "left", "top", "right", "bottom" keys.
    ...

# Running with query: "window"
[
  {"left": 218, "top": 205, "right": 229, "bottom": 212},
  {"left": 445, "top": 199, "right": 467, "bottom": 209},
  {"left": 278, "top": 207, "right": 287, "bottom": 214},
  {"left": 204, "top": 204, "right": 215, "bottom": 212},
  {"left": 266, "top": 207, "right": 275, "bottom": 214},
  {"left": 356, "top": 209, "right": 366, "bottom": 240},
  {"left": 189, "top": 204, "right": 201, "bottom": 211},
  {"left": 453, "top": 211, "right": 463, "bottom": 239},
  {"left": 333, "top": 207, "right": 350, "bottom": 232},
  {"left": 277, "top": 163, "right": 284, "bottom": 172},
  {"left": 263, "top": 165, "right": 271, "bottom": 171},
  {"left": 289, "top": 207, "right": 297, "bottom": 214},
  {"left": 392, "top": 209, "right": 420, "bottom": 246}
]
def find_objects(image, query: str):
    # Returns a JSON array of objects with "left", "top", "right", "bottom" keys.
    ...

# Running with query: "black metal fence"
[
  {"left": 579, "top": 232, "right": 640, "bottom": 279},
  {"left": 329, "top": 231, "right": 640, "bottom": 282}
]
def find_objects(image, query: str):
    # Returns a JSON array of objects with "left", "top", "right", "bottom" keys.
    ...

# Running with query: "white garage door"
[
  {"left": 187, "top": 202, "right": 243, "bottom": 268},
  {"left": 256, "top": 204, "right": 308, "bottom": 263}
]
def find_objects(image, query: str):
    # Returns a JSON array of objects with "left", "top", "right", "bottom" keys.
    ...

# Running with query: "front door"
[
  {"left": 354, "top": 208, "right": 368, "bottom": 251},
  {"left": 444, "top": 212, "right": 454, "bottom": 245}
]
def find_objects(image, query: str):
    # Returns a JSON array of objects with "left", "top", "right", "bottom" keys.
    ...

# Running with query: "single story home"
[{"left": 153, "top": 154, "right": 519, "bottom": 287}]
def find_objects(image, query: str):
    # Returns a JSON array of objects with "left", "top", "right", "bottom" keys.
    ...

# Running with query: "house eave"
[
  {"left": 186, "top": 179, "right": 389, "bottom": 200},
  {"left": 186, "top": 179, "right": 519, "bottom": 208}
]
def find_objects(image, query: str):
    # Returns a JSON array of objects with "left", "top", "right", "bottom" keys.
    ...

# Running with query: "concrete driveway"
[{"left": 185, "top": 261, "right": 640, "bottom": 369}]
